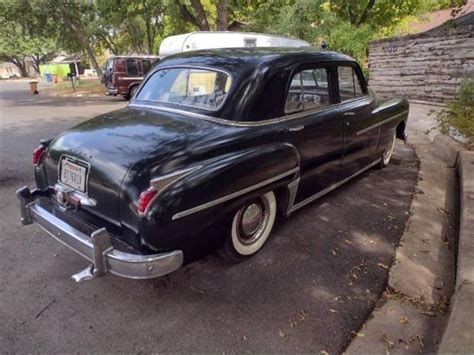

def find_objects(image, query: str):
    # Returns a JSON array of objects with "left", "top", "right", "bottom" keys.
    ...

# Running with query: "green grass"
[{"left": 436, "top": 77, "right": 474, "bottom": 145}]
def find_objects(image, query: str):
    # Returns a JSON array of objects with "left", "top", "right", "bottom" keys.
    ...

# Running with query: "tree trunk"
[
  {"left": 216, "top": 0, "right": 227, "bottom": 31},
  {"left": 189, "top": 0, "right": 211, "bottom": 31},
  {"left": 59, "top": 7, "right": 102, "bottom": 77},
  {"left": 30, "top": 55, "right": 41, "bottom": 75},
  {"left": 12, "top": 58, "right": 29, "bottom": 77},
  {"left": 143, "top": 0, "right": 154, "bottom": 54},
  {"left": 145, "top": 17, "right": 154, "bottom": 53}
]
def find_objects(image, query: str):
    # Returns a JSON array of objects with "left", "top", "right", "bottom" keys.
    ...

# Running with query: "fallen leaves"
[
  {"left": 377, "top": 262, "right": 389, "bottom": 269},
  {"left": 399, "top": 316, "right": 409, "bottom": 324},
  {"left": 351, "top": 330, "right": 365, "bottom": 338}
]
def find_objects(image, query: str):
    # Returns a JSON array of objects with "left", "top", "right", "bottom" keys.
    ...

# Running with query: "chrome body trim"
[
  {"left": 356, "top": 110, "right": 408, "bottom": 136},
  {"left": 140, "top": 165, "right": 203, "bottom": 216},
  {"left": 285, "top": 177, "right": 301, "bottom": 217},
  {"left": 121, "top": 76, "right": 144, "bottom": 80},
  {"left": 129, "top": 102, "right": 341, "bottom": 127},
  {"left": 172, "top": 167, "right": 299, "bottom": 220},
  {"left": 289, "top": 159, "right": 381, "bottom": 213},
  {"left": 150, "top": 165, "right": 202, "bottom": 188},
  {"left": 16, "top": 187, "right": 183, "bottom": 281}
]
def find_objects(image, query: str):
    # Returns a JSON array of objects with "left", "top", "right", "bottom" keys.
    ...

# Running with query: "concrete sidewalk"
[{"left": 347, "top": 103, "right": 461, "bottom": 353}]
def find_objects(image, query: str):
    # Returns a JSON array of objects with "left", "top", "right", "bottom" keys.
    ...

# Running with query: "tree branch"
[
  {"left": 189, "top": 0, "right": 211, "bottom": 30},
  {"left": 357, "top": 0, "right": 376, "bottom": 26}
]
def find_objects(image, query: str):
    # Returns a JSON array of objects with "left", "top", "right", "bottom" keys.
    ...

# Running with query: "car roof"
[{"left": 158, "top": 47, "right": 356, "bottom": 69}]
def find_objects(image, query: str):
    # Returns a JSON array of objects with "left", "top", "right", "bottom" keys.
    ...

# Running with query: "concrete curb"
[
  {"left": 439, "top": 151, "right": 474, "bottom": 352},
  {"left": 432, "top": 133, "right": 463, "bottom": 167}
]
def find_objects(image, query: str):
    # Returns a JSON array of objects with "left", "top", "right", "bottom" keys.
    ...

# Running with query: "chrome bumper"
[
  {"left": 17, "top": 186, "right": 183, "bottom": 282},
  {"left": 106, "top": 87, "right": 118, "bottom": 95}
]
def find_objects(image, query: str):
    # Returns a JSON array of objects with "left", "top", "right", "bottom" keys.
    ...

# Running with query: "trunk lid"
[{"left": 43, "top": 107, "right": 234, "bottom": 225}]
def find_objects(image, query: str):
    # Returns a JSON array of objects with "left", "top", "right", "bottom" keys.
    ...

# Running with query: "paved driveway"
[{"left": 0, "top": 81, "right": 418, "bottom": 353}]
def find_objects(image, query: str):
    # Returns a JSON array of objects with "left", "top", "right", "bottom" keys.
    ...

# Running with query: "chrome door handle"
[
  {"left": 288, "top": 125, "right": 305, "bottom": 132},
  {"left": 344, "top": 112, "right": 355, "bottom": 116}
]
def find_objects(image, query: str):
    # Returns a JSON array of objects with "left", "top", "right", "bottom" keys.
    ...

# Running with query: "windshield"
[{"left": 136, "top": 67, "right": 232, "bottom": 111}]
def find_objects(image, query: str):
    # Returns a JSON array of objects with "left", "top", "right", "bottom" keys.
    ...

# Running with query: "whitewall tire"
[
  {"left": 221, "top": 191, "right": 277, "bottom": 261},
  {"left": 380, "top": 132, "right": 396, "bottom": 168}
]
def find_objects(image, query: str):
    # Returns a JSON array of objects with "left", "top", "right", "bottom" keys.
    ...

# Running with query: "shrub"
[{"left": 436, "top": 76, "right": 474, "bottom": 144}]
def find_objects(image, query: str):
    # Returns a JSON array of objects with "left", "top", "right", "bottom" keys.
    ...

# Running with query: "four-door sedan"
[{"left": 17, "top": 48, "right": 408, "bottom": 282}]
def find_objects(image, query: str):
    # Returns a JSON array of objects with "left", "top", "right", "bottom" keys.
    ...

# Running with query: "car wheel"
[
  {"left": 129, "top": 85, "right": 138, "bottom": 98},
  {"left": 380, "top": 132, "right": 396, "bottom": 168},
  {"left": 221, "top": 191, "right": 277, "bottom": 262}
]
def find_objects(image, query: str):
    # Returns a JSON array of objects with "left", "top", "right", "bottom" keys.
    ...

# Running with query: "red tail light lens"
[
  {"left": 137, "top": 189, "right": 157, "bottom": 214},
  {"left": 32, "top": 145, "right": 46, "bottom": 165}
]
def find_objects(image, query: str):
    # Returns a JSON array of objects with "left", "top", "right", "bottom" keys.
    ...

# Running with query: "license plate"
[{"left": 60, "top": 158, "right": 88, "bottom": 192}]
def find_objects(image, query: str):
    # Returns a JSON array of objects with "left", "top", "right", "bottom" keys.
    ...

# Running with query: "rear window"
[{"left": 136, "top": 68, "right": 232, "bottom": 111}]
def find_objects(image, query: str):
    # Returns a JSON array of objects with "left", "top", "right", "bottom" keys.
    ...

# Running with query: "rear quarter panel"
[{"left": 137, "top": 143, "right": 300, "bottom": 253}]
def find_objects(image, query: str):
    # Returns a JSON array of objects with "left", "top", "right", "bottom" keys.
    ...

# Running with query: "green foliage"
[
  {"left": 0, "top": 0, "right": 466, "bottom": 77},
  {"left": 436, "top": 77, "right": 474, "bottom": 143},
  {"left": 244, "top": 0, "right": 465, "bottom": 65},
  {"left": 0, "top": 0, "right": 58, "bottom": 75}
]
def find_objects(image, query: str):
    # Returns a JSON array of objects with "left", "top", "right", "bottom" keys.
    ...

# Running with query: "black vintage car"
[{"left": 18, "top": 48, "right": 408, "bottom": 282}]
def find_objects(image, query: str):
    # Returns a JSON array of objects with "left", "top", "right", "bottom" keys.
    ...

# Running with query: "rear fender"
[{"left": 149, "top": 143, "right": 300, "bottom": 223}]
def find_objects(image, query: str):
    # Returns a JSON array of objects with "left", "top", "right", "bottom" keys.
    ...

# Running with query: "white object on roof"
[{"left": 159, "top": 31, "right": 311, "bottom": 57}]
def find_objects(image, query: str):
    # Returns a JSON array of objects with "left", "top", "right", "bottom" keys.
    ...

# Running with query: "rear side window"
[
  {"left": 338, "top": 66, "right": 365, "bottom": 102},
  {"left": 285, "top": 68, "right": 330, "bottom": 114},
  {"left": 127, "top": 59, "right": 139, "bottom": 76},
  {"left": 142, "top": 60, "right": 152, "bottom": 74}
]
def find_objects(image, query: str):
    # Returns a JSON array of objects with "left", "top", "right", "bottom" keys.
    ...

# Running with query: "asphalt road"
[{"left": 0, "top": 80, "right": 419, "bottom": 353}]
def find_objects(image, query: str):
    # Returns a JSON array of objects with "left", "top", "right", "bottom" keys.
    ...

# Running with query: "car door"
[
  {"left": 280, "top": 64, "right": 345, "bottom": 204},
  {"left": 335, "top": 65, "right": 380, "bottom": 176}
]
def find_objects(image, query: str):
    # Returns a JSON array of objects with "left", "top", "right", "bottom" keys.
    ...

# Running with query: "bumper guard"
[{"left": 17, "top": 186, "right": 183, "bottom": 282}]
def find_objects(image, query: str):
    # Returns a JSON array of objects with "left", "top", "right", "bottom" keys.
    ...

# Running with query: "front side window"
[
  {"left": 338, "top": 66, "right": 365, "bottom": 102},
  {"left": 285, "top": 68, "right": 330, "bottom": 114},
  {"left": 136, "top": 68, "right": 232, "bottom": 111},
  {"left": 127, "top": 59, "right": 139, "bottom": 76}
]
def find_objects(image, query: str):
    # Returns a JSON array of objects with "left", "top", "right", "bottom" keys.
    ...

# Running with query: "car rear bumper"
[
  {"left": 17, "top": 186, "right": 183, "bottom": 282},
  {"left": 106, "top": 87, "right": 118, "bottom": 95}
]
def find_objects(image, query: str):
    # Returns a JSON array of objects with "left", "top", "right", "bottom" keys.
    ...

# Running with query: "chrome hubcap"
[
  {"left": 241, "top": 203, "right": 263, "bottom": 236},
  {"left": 237, "top": 200, "right": 268, "bottom": 245}
]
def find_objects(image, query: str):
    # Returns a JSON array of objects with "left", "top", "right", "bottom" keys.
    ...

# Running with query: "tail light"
[
  {"left": 137, "top": 189, "right": 158, "bottom": 214},
  {"left": 32, "top": 145, "right": 46, "bottom": 165},
  {"left": 136, "top": 166, "right": 202, "bottom": 216}
]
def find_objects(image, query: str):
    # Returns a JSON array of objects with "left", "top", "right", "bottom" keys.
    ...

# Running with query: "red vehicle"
[{"left": 102, "top": 55, "right": 160, "bottom": 100}]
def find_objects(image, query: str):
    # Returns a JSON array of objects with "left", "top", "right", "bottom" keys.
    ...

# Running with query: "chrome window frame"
[{"left": 134, "top": 65, "right": 234, "bottom": 113}]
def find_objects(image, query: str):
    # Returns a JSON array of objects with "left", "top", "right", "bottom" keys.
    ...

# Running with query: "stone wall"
[{"left": 368, "top": 22, "right": 474, "bottom": 103}]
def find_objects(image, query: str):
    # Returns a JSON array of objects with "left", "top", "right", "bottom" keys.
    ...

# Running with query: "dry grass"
[{"left": 42, "top": 78, "right": 105, "bottom": 96}]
